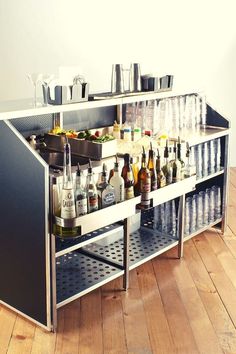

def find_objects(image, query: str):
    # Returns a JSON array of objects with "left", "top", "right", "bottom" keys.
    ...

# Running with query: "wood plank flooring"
[{"left": 1, "top": 168, "right": 236, "bottom": 354}]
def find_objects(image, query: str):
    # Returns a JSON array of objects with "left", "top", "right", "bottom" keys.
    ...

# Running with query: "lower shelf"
[
  {"left": 184, "top": 218, "right": 222, "bottom": 241},
  {"left": 83, "top": 228, "right": 178, "bottom": 271},
  {"left": 56, "top": 252, "right": 123, "bottom": 308}
]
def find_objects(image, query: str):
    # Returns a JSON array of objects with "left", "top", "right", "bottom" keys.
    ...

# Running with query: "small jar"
[
  {"left": 133, "top": 127, "right": 142, "bottom": 142},
  {"left": 123, "top": 126, "right": 132, "bottom": 141},
  {"left": 113, "top": 121, "right": 121, "bottom": 139}
]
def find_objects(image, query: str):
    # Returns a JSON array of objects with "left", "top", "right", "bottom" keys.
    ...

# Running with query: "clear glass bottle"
[
  {"left": 177, "top": 136, "right": 185, "bottom": 178},
  {"left": 121, "top": 153, "right": 135, "bottom": 200},
  {"left": 97, "top": 163, "right": 116, "bottom": 208},
  {"left": 170, "top": 141, "right": 182, "bottom": 183},
  {"left": 138, "top": 146, "right": 151, "bottom": 209},
  {"left": 156, "top": 148, "right": 166, "bottom": 188},
  {"left": 57, "top": 139, "right": 77, "bottom": 238},
  {"left": 75, "top": 163, "right": 87, "bottom": 217},
  {"left": 86, "top": 160, "right": 98, "bottom": 213},
  {"left": 147, "top": 142, "right": 157, "bottom": 191},
  {"left": 162, "top": 140, "right": 173, "bottom": 184},
  {"left": 184, "top": 142, "right": 196, "bottom": 178},
  {"left": 109, "top": 157, "right": 125, "bottom": 203}
]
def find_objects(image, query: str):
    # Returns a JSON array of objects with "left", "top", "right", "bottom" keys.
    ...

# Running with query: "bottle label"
[
  {"left": 140, "top": 179, "right": 151, "bottom": 205},
  {"left": 88, "top": 194, "right": 98, "bottom": 212},
  {"left": 61, "top": 188, "right": 76, "bottom": 219},
  {"left": 125, "top": 187, "right": 134, "bottom": 200},
  {"left": 76, "top": 198, "right": 87, "bottom": 216},
  {"left": 102, "top": 191, "right": 115, "bottom": 207}
]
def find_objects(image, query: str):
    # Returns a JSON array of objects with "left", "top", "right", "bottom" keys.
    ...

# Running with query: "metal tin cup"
[
  {"left": 129, "top": 63, "right": 141, "bottom": 92},
  {"left": 111, "top": 64, "right": 124, "bottom": 94}
]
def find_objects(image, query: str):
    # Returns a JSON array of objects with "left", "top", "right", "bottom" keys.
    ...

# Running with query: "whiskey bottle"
[
  {"left": 121, "top": 153, "right": 135, "bottom": 200},
  {"left": 75, "top": 163, "right": 87, "bottom": 216},
  {"left": 162, "top": 140, "right": 173, "bottom": 184},
  {"left": 156, "top": 148, "right": 166, "bottom": 188},
  {"left": 110, "top": 156, "right": 125, "bottom": 203},
  {"left": 86, "top": 160, "right": 98, "bottom": 213},
  {"left": 171, "top": 141, "right": 182, "bottom": 183},
  {"left": 147, "top": 142, "right": 157, "bottom": 191},
  {"left": 138, "top": 146, "right": 151, "bottom": 209},
  {"left": 97, "top": 163, "right": 116, "bottom": 208}
]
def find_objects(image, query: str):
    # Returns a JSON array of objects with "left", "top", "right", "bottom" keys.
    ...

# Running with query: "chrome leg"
[
  {"left": 221, "top": 134, "right": 230, "bottom": 234},
  {"left": 50, "top": 235, "right": 57, "bottom": 332},
  {"left": 123, "top": 217, "right": 130, "bottom": 290},
  {"left": 177, "top": 195, "right": 185, "bottom": 258}
]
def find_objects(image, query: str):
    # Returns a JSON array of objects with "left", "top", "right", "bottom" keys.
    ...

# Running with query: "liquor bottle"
[
  {"left": 161, "top": 140, "right": 173, "bottom": 184},
  {"left": 121, "top": 153, "right": 135, "bottom": 200},
  {"left": 138, "top": 146, "right": 151, "bottom": 209},
  {"left": 57, "top": 139, "right": 77, "bottom": 238},
  {"left": 75, "top": 163, "right": 87, "bottom": 216},
  {"left": 97, "top": 163, "right": 116, "bottom": 208},
  {"left": 86, "top": 160, "right": 98, "bottom": 213},
  {"left": 184, "top": 142, "right": 196, "bottom": 178},
  {"left": 110, "top": 156, "right": 125, "bottom": 203},
  {"left": 177, "top": 136, "right": 185, "bottom": 178},
  {"left": 171, "top": 141, "right": 182, "bottom": 183},
  {"left": 156, "top": 148, "right": 166, "bottom": 188},
  {"left": 147, "top": 142, "right": 157, "bottom": 191}
]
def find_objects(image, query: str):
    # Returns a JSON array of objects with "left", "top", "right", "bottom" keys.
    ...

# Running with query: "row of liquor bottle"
[
  {"left": 58, "top": 137, "right": 193, "bottom": 221},
  {"left": 184, "top": 185, "right": 221, "bottom": 236}
]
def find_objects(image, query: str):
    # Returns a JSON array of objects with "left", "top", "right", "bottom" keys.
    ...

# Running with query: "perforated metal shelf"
[
  {"left": 56, "top": 252, "right": 123, "bottom": 308},
  {"left": 82, "top": 208, "right": 178, "bottom": 271},
  {"left": 55, "top": 223, "right": 122, "bottom": 257},
  {"left": 83, "top": 228, "right": 178, "bottom": 271}
]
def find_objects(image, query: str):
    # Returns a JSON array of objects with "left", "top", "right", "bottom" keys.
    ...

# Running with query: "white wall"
[{"left": 0, "top": 0, "right": 236, "bottom": 164}]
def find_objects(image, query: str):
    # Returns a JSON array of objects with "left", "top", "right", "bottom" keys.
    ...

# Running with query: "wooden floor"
[{"left": 1, "top": 169, "right": 236, "bottom": 354}]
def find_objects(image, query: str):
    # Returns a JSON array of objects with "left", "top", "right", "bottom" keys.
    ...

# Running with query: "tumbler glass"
[
  {"left": 215, "top": 138, "right": 221, "bottom": 172},
  {"left": 206, "top": 187, "right": 215, "bottom": 223},
  {"left": 184, "top": 197, "right": 191, "bottom": 235},
  {"left": 195, "top": 144, "right": 203, "bottom": 179},
  {"left": 202, "top": 142, "right": 209, "bottom": 177},
  {"left": 196, "top": 192, "right": 204, "bottom": 229},
  {"left": 129, "top": 63, "right": 141, "bottom": 92},
  {"left": 212, "top": 185, "right": 221, "bottom": 219},
  {"left": 202, "top": 190, "right": 209, "bottom": 225},
  {"left": 209, "top": 140, "right": 216, "bottom": 174},
  {"left": 111, "top": 64, "right": 124, "bottom": 93},
  {"left": 190, "top": 195, "right": 197, "bottom": 233}
]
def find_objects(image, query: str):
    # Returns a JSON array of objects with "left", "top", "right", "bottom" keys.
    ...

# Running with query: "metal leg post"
[
  {"left": 123, "top": 217, "right": 130, "bottom": 290},
  {"left": 177, "top": 195, "right": 185, "bottom": 258}
]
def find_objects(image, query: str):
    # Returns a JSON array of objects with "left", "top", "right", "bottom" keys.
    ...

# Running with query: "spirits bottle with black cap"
[
  {"left": 138, "top": 146, "right": 151, "bottom": 209},
  {"left": 86, "top": 160, "right": 98, "bottom": 213},
  {"left": 75, "top": 163, "right": 87, "bottom": 216},
  {"left": 147, "top": 142, "right": 157, "bottom": 191}
]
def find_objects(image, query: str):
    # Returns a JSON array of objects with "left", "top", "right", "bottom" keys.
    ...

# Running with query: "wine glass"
[
  {"left": 27, "top": 73, "right": 42, "bottom": 107},
  {"left": 41, "top": 74, "right": 54, "bottom": 106}
]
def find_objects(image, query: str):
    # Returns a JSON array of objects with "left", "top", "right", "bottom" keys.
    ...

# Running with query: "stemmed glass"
[
  {"left": 41, "top": 74, "right": 54, "bottom": 106},
  {"left": 27, "top": 73, "right": 42, "bottom": 107}
]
